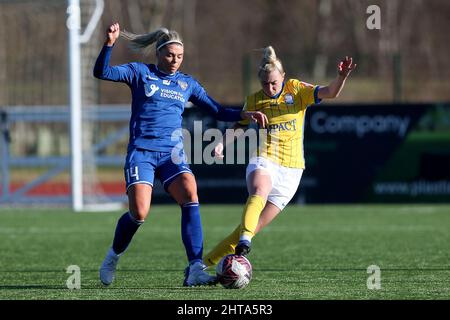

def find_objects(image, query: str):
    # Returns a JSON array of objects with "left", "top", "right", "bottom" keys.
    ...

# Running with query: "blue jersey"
[{"left": 94, "top": 45, "right": 242, "bottom": 152}]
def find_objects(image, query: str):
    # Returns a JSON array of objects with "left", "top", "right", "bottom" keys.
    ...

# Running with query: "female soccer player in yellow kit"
[{"left": 204, "top": 46, "right": 356, "bottom": 266}]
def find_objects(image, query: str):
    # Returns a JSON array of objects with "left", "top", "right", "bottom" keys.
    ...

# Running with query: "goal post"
[
  {"left": 67, "top": 0, "right": 83, "bottom": 211},
  {"left": 67, "top": 0, "right": 122, "bottom": 212}
]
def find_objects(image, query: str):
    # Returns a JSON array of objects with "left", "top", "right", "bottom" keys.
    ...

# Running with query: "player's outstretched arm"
[{"left": 317, "top": 56, "right": 356, "bottom": 100}]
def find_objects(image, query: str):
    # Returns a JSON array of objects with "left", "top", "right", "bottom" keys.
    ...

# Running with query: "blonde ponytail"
[
  {"left": 258, "top": 46, "right": 284, "bottom": 79},
  {"left": 120, "top": 28, "right": 183, "bottom": 55}
]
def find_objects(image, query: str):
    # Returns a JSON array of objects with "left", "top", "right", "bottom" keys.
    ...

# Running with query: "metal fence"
[{"left": 0, "top": 105, "right": 130, "bottom": 206}]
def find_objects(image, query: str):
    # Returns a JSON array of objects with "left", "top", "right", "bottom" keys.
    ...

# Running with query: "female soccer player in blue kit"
[{"left": 94, "top": 23, "right": 267, "bottom": 287}]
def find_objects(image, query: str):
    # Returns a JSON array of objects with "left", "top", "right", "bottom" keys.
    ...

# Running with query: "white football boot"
[
  {"left": 183, "top": 261, "right": 217, "bottom": 287},
  {"left": 99, "top": 248, "right": 120, "bottom": 286}
]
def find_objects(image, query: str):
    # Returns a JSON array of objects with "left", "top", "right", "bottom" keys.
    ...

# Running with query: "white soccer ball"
[{"left": 216, "top": 254, "right": 252, "bottom": 289}]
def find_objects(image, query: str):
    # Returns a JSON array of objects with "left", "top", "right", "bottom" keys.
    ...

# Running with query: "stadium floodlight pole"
[{"left": 67, "top": 0, "right": 83, "bottom": 212}]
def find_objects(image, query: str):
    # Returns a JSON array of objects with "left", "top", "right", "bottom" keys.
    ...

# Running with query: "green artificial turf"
[{"left": 0, "top": 204, "right": 449, "bottom": 300}]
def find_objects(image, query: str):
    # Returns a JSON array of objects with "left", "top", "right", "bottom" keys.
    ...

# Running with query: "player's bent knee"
[
  {"left": 178, "top": 194, "right": 198, "bottom": 206},
  {"left": 171, "top": 176, "right": 199, "bottom": 204},
  {"left": 127, "top": 211, "right": 146, "bottom": 225},
  {"left": 252, "top": 188, "right": 270, "bottom": 199},
  {"left": 127, "top": 186, "right": 152, "bottom": 220},
  {"left": 129, "top": 208, "right": 148, "bottom": 221},
  {"left": 184, "top": 190, "right": 198, "bottom": 203},
  {"left": 129, "top": 202, "right": 150, "bottom": 221}
]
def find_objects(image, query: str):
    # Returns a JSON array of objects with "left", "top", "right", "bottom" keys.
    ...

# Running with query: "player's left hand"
[
  {"left": 242, "top": 111, "right": 268, "bottom": 128},
  {"left": 338, "top": 56, "right": 357, "bottom": 78}
]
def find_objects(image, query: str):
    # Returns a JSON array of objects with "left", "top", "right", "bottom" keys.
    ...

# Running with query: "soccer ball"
[{"left": 216, "top": 254, "right": 252, "bottom": 289}]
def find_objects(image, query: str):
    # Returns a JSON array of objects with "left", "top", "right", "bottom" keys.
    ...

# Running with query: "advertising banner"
[{"left": 180, "top": 103, "right": 450, "bottom": 204}]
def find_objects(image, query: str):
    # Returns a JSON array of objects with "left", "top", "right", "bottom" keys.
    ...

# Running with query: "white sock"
[{"left": 239, "top": 235, "right": 252, "bottom": 243}]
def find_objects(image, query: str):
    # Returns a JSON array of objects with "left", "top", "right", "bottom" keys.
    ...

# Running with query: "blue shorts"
[{"left": 124, "top": 148, "right": 193, "bottom": 193}]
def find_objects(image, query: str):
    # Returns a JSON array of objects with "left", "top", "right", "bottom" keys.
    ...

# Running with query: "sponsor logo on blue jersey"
[
  {"left": 160, "top": 88, "right": 186, "bottom": 102},
  {"left": 145, "top": 83, "right": 159, "bottom": 97},
  {"left": 178, "top": 80, "right": 188, "bottom": 91},
  {"left": 146, "top": 75, "right": 158, "bottom": 81}
]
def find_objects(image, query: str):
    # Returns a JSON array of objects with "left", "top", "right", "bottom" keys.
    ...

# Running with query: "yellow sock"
[
  {"left": 204, "top": 225, "right": 241, "bottom": 267},
  {"left": 241, "top": 194, "right": 266, "bottom": 240}
]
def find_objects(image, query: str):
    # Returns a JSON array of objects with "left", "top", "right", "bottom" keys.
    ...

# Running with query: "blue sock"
[
  {"left": 112, "top": 212, "right": 144, "bottom": 255},
  {"left": 181, "top": 202, "right": 203, "bottom": 265}
]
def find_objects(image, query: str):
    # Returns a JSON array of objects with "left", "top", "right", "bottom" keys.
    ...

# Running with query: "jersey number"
[{"left": 126, "top": 166, "right": 139, "bottom": 183}]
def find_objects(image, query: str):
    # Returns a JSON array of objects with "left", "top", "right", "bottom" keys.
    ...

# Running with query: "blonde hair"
[
  {"left": 258, "top": 46, "right": 284, "bottom": 79},
  {"left": 120, "top": 28, "right": 183, "bottom": 55}
]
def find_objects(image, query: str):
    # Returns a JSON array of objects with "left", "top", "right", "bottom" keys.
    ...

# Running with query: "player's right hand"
[
  {"left": 338, "top": 56, "right": 356, "bottom": 78},
  {"left": 242, "top": 111, "right": 268, "bottom": 128},
  {"left": 106, "top": 23, "right": 120, "bottom": 46}
]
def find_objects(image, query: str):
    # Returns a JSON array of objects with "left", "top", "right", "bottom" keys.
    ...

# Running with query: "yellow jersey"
[{"left": 239, "top": 79, "right": 321, "bottom": 169}]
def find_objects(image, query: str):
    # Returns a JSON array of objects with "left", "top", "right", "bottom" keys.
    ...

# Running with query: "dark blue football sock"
[
  {"left": 181, "top": 202, "right": 203, "bottom": 265},
  {"left": 112, "top": 212, "right": 144, "bottom": 255}
]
